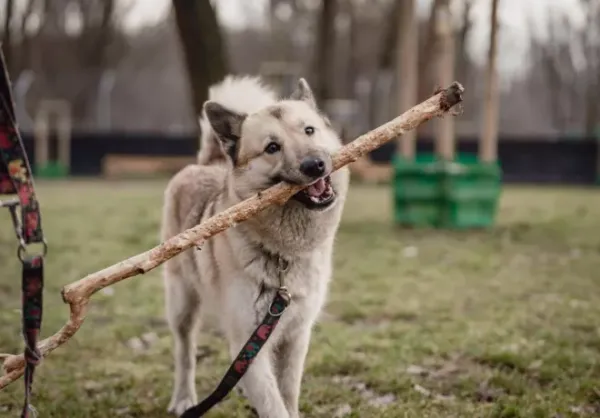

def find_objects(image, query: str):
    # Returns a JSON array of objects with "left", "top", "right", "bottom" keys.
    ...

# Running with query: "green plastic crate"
[
  {"left": 35, "top": 162, "right": 69, "bottom": 179},
  {"left": 393, "top": 153, "right": 502, "bottom": 229}
]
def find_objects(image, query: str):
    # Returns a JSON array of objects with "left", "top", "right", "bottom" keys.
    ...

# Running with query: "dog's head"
[{"left": 203, "top": 78, "right": 347, "bottom": 212}]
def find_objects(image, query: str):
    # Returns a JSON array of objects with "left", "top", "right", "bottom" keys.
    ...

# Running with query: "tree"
[
  {"left": 313, "top": 0, "right": 337, "bottom": 103},
  {"left": 395, "top": 0, "right": 418, "bottom": 158},
  {"left": 367, "top": 0, "right": 401, "bottom": 128},
  {"left": 418, "top": 0, "right": 446, "bottom": 102},
  {"left": 345, "top": 0, "right": 359, "bottom": 97},
  {"left": 456, "top": 0, "right": 474, "bottom": 82},
  {"left": 434, "top": 1, "right": 456, "bottom": 160},
  {"left": 172, "top": 0, "right": 228, "bottom": 119},
  {"left": 480, "top": 0, "right": 500, "bottom": 162},
  {"left": 528, "top": 0, "right": 600, "bottom": 135},
  {"left": 1, "top": 0, "right": 14, "bottom": 73},
  {"left": 8, "top": 0, "right": 125, "bottom": 127}
]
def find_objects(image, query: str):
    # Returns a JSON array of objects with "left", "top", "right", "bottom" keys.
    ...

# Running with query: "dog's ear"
[
  {"left": 203, "top": 101, "right": 247, "bottom": 165},
  {"left": 290, "top": 78, "right": 317, "bottom": 109}
]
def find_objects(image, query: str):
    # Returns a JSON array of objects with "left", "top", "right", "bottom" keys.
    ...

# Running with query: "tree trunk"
[
  {"left": 456, "top": 0, "right": 474, "bottom": 81},
  {"left": 15, "top": 0, "right": 37, "bottom": 75},
  {"left": 415, "top": 0, "right": 447, "bottom": 137},
  {"left": 583, "top": 2, "right": 599, "bottom": 137},
  {"left": 2, "top": 0, "right": 14, "bottom": 73},
  {"left": 172, "top": 0, "right": 228, "bottom": 119},
  {"left": 313, "top": 0, "right": 337, "bottom": 103},
  {"left": 377, "top": 0, "right": 402, "bottom": 71},
  {"left": 70, "top": 0, "right": 116, "bottom": 126},
  {"left": 396, "top": 0, "right": 419, "bottom": 158},
  {"left": 346, "top": 0, "right": 358, "bottom": 98},
  {"left": 418, "top": 0, "right": 445, "bottom": 102},
  {"left": 368, "top": 0, "right": 401, "bottom": 128},
  {"left": 479, "top": 0, "right": 500, "bottom": 162},
  {"left": 434, "top": 2, "right": 456, "bottom": 160}
]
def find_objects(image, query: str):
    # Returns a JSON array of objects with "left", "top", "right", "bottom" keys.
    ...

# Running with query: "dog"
[{"left": 160, "top": 74, "right": 349, "bottom": 418}]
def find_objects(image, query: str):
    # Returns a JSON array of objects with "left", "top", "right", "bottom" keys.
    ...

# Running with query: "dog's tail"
[{"left": 197, "top": 75, "right": 278, "bottom": 165}]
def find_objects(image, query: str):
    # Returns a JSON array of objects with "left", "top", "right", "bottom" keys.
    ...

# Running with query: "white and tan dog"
[{"left": 161, "top": 75, "right": 349, "bottom": 418}]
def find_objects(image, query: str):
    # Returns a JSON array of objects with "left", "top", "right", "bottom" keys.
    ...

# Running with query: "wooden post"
[
  {"left": 396, "top": 0, "right": 419, "bottom": 159},
  {"left": 480, "top": 0, "right": 500, "bottom": 163},
  {"left": 435, "top": 1, "right": 456, "bottom": 161},
  {"left": 34, "top": 100, "right": 72, "bottom": 173},
  {"left": 56, "top": 102, "right": 72, "bottom": 172},
  {"left": 33, "top": 108, "right": 49, "bottom": 170}
]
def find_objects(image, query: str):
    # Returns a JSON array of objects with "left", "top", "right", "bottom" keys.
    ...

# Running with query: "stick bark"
[{"left": 0, "top": 82, "right": 464, "bottom": 390}]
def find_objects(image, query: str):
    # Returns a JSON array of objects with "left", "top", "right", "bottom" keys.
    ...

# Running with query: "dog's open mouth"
[{"left": 292, "top": 176, "right": 336, "bottom": 210}]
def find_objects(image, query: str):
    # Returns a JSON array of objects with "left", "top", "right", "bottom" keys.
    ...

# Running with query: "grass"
[{"left": 1, "top": 179, "right": 600, "bottom": 417}]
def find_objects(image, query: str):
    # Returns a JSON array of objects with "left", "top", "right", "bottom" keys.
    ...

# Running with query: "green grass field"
[{"left": 1, "top": 180, "right": 599, "bottom": 417}]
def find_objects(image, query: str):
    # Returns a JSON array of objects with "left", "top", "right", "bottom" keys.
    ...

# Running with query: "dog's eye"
[
  {"left": 304, "top": 126, "right": 315, "bottom": 136},
  {"left": 264, "top": 142, "right": 281, "bottom": 154}
]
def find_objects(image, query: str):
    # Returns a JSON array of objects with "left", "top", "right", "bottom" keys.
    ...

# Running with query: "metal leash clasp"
[
  {"left": 1, "top": 198, "right": 48, "bottom": 262},
  {"left": 268, "top": 255, "right": 292, "bottom": 317},
  {"left": 276, "top": 255, "right": 290, "bottom": 290}
]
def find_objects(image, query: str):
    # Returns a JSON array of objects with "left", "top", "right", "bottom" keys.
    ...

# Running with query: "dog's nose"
[{"left": 299, "top": 157, "right": 326, "bottom": 178}]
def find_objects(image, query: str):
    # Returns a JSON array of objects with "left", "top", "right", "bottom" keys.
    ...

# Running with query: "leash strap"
[
  {"left": 21, "top": 256, "right": 44, "bottom": 418},
  {"left": 180, "top": 287, "right": 291, "bottom": 418},
  {"left": 0, "top": 50, "right": 43, "bottom": 243},
  {"left": 0, "top": 48, "right": 46, "bottom": 418}
]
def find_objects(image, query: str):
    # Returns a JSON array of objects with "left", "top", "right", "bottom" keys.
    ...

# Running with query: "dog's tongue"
[{"left": 307, "top": 179, "right": 327, "bottom": 197}]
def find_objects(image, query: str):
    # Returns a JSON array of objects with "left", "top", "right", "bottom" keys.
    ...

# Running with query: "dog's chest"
[{"left": 244, "top": 246, "right": 330, "bottom": 299}]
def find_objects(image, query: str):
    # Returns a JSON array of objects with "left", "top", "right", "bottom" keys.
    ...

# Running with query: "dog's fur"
[{"left": 161, "top": 75, "right": 349, "bottom": 418}]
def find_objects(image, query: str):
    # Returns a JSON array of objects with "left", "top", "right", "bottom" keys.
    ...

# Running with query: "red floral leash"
[{"left": 0, "top": 49, "right": 46, "bottom": 418}]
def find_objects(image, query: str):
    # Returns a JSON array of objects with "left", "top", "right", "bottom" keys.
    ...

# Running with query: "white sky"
[{"left": 123, "top": 0, "right": 584, "bottom": 77}]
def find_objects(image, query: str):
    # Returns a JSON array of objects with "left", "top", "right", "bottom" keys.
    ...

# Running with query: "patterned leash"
[
  {"left": 181, "top": 255, "right": 292, "bottom": 418},
  {"left": 0, "top": 48, "right": 46, "bottom": 418}
]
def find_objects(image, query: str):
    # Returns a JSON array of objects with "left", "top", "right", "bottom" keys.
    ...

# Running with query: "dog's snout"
[{"left": 300, "top": 157, "right": 326, "bottom": 178}]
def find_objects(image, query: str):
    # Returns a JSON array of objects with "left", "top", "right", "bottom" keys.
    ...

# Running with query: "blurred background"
[
  {"left": 2, "top": 2, "right": 600, "bottom": 417},
  {"left": 1, "top": 0, "right": 599, "bottom": 183}
]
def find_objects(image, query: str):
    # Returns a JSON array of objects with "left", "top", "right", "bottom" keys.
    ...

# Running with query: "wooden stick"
[{"left": 0, "top": 82, "right": 464, "bottom": 390}]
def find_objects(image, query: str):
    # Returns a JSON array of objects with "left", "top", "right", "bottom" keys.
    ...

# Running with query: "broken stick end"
[{"left": 440, "top": 82, "right": 465, "bottom": 112}]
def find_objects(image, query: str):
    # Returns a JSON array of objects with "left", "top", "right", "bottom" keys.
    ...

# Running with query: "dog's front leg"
[
  {"left": 228, "top": 340, "right": 289, "bottom": 418},
  {"left": 276, "top": 327, "right": 311, "bottom": 418},
  {"left": 165, "top": 274, "right": 201, "bottom": 415}
]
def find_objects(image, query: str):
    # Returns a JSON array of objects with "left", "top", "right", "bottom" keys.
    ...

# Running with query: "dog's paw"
[{"left": 167, "top": 394, "right": 197, "bottom": 416}]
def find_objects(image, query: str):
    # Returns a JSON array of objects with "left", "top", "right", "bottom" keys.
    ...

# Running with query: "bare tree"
[
  {"left": 396, "top": 0, "right": 418, "bottom": 158},
  {"left": 434, "top": 1, "right": 456, "bottom": 160},
  {"left": 375, "top": 0, "right": 402, "bottom": 72},
  {"left": 529, "top": 0, "right": 600, "bottom": 135},
  {"left": 418, "top": 0, "right": 446, "bottom": 102},
  {"left": 367, "top": 0, "right": 401, "bottom": 128},
  {"left": 4, "top": 0, "right": 40, "bottom": 76},
  {"left": 172, "top": 0, "right": 228, "bottom": 119},
  {"left": 580, "top": 0, "right": 600, "bottom": 136},
  {"left": 345, "top": 0, "right": 359, "bottom": 97},
  {"left": 455, "top": 0, "right": 474, "bottom": 82},
  {"left": 313, "top": 0, "right": 337, "bottom": 103},
  {"left": 69, "top": 0, "right": 118, "bottom": 123},
  {"left": 480, "top": 0, "right": 500, "bottom": 162},
  {"left": 2, "top": 0, "right": 14, "bottom": 72}
]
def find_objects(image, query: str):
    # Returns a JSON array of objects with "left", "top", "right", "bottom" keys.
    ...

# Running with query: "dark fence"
[{"left": 19, "top": 131, "right": 599, "bottom": 185}]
